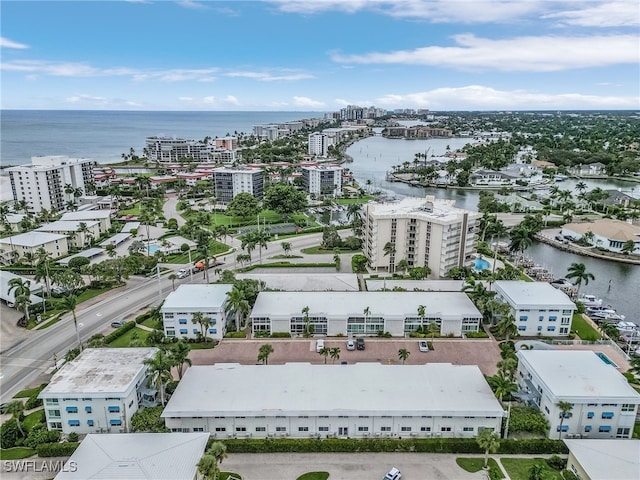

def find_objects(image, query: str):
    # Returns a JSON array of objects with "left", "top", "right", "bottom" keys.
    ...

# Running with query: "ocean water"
[{"left": 0, "top": 110, "right": 321, "bottom": 167}]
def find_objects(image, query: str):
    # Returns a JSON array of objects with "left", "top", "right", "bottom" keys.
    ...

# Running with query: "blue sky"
[{"left": 1, "top": 0, "right": 638, "bottom": 111}]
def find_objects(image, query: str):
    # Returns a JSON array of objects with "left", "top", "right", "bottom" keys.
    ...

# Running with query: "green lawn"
[
  {"left": 119, "top": 202, "right": 142, "bottom": 216},
  {"left": 141, "top": 317, "right": 160, "bottom": 329},
  {"left": 633, "top": 422, "right": 640, "bottom": 439},
  {"left": 335, "top": 196, "right": 374, "bottom": 205},
  {"left": 188, "top": 341, "right": 217, "bottom": 350},
  {"left": 301, "top": 245, "right": 361, "bottom": 255},
  {"left": 296, "top": 473, "right": 330, "bottom": 480},
  {"left": 108, "top": 327, "right": 152, "bottom": 347},
  {"left": 456, "top": 458, "right": 503, "bottom": 478},
  {"left": 23, "top": 409, "right": 44, "bottom": 431},
  {"left": 219, "top": 473, "right": 243, "bottom": 480},
  {"left": 13, "top": 384, "right": 47, "bottom": 399},
  {"left": 500, "top": 458, "right": 561, "bottom": 480},
  {"left": 571, "top": 313, "right": 601, "bottom": 341},
  {"left": 0, "top": 447, "right": 36, "bottom": 460}
]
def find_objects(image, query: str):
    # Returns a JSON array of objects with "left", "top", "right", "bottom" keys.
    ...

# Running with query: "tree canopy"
[{"left": 263, "top": 184, "right": 307, "bottom": 216}]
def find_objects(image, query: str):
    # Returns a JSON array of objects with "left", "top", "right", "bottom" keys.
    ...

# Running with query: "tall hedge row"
[
  {"left": 216, "top": 438, "right": 567, "bottom": 455},
  {"left": 36, "top": 442, "right": 80, "bottom": 457},
  {"left": 103, "top": 321, "right": 136, "bottom": 344}
]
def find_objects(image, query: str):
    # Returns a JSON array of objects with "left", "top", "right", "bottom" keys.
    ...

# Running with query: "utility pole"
[{"left": 156, "top": 264, "right": 161, "bottom": 300}]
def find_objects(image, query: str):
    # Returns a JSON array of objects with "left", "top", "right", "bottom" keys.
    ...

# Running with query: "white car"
[
  {"left": 177, "top": 268, "right": 189, "bottom": 279},
  {"left": 316, "top": 339, "right": 325, "bottom": 352},
  {"left": 346, "top": 338, "right": 355, "bottom": 350},
  {"left": 384, "top": 467, "right": 402, "bottom": 480},
  {"left": 418, "top": 340, "right": 429, "bottom": 352}
]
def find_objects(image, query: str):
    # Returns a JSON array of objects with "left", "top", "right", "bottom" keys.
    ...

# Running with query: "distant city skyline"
[{"left": 1, "top": 0, "right": 638, "bottom": 111}]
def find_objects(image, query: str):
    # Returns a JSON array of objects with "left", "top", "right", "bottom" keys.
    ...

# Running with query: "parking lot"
[{"left": 189, "top": 337, "right": 503, "bottom": 376}]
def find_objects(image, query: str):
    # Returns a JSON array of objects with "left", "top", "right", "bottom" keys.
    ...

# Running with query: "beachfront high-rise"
[
  {"left": 7, "top": 156, "right": 94, "bottom": 213},
  {"left": 363, "top": 196, "right": 479, "bottom": 278},
  {"left": 212, "top": 166, "right": 264, "bottom": 203},
  {"left": 301, "top": 165, "right": 343, "bottom": 197}
]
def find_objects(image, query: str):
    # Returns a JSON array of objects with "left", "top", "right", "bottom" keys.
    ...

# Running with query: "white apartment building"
[
  {"left": 307, "top": 132, "right": 337, "bottom": 157},
  {"left": 38, "top": 348, "right": 158, "bottom": 434},
  {"left": 494, "top": 281, "right": 576, "bottom": 337},
  {"left": 162, "top": 363, "right": 506, "bottom": 438},
  {"left": 59, "top": 210, "right": 113, "bottom": 235},
  {"left": 36, "top": 220, "right": 101, "bottom": 249},
  {"left": 249, "top": 291, "right": 482, "bottom": 337},
  {"left": 301, "top": 165, "right": 343, "bottom": 197},
  {"left": 563, "top": 439, "right": 640, "bottom": 480},
  {"left": 363, "top": 196, "right": 479, "bottom": 278},
  {"left": 0, "top": 231, "right": 69, "bottom": 263},
  {"left": 212, "top": 167, "right": 264, "bottom": 203},
  {"left": 8, "top": 156, "right": 94, "bottom": 213},
  {"left": 515, "top": 350, "right": 640, "bottom": 440},
  {"left": 161, "top": 284, "right": 233, "bottom": 340}
]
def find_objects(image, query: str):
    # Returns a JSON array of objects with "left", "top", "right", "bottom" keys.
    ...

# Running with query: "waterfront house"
[{"left": 562, "top": 219, "right": 640, "bottom": 254}]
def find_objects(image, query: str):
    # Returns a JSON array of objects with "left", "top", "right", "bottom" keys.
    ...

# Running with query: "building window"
[
  {"left": 463, "top": 427, "right": 474, "bottom": 432},
  {"left": 519, "top": 316, "right": 528, "bottom": 321},
  {"left": 179, "top": 319, "right": 187, "bottom": 324},
  {"left": 298, "top": 427, "right": 309, "bottom": 432},
  {"left": 47, "top": 410, "right": 61, "bottom": 418},
  {"left": 518, "top": 325, "right": 527, "bottom": 331},
  {"left": 85, "top": 406, "right": 92, "bottom": 413},
  {"left": 319, "top": 427, "right": 329, "bottom": 432},
  {"left": 556, "top": 425, "right": 569, "bottom": 432},
  {"left": 179, "top": 329, "right": 188, "bottom": 335},
  {"left": 401, "top": 426, "right": 412, "bottom": 432},
  {"left": 68, "top": 420, "right": 80, "bottom": 427},
  {"left": 584, "top": 426, "right": 592, "bottom": 432},
  {"left": 599, "top": 426, "right": 611, "bottom": 433},
  {"left": 587, "top": 412, "right": 594, "bottom": 419},
  {"left": 547, "top": 326, "right": 556, "bottom": 331},
  {"left": 110, "top": 419, "right": 122, "bottom": 426},
  {"left": 87, "top": 420, "right": 94, "bottom": 427},
  {"left": 209, "top": 328, "right": 217, "bottom": 334},
  {"left": 108, "top": 406, "right": 120, "bottom": 413},
  {"left": 441, "top": 427, "right": 452, "bottom": 432},
  {"left": 66, "top": 406, "right": 78, "bottom": 413},
  {"left": 616, "top": 428, "right": 630, "bottom": 438},
  {"left": 381, "top": 426, "right": 391, "bottom": 432},
  {"left": 193, "top": 427, "right": 204, "bottom": 432},
  {"left": 621, "top": 404, "right": 635, "bottom": 412},
  {"left": 255, "top": 427, "right": 266, "bottom": 432},
  {"left": 549, "top": 316, "right": 557, "bottom": 321},
  {"left": 420, "top": 427, "right": 431, "bottom": 432},
  {"left": 215, "top": 427, "right": 226, "bottom": 432},
  {"left": 276, "top": 427, "right": 286, "bottom": 432},
  {"left": 235, "top": 427, "right": 246, "bottom": 432},
  {"left": 358, "top": 426, "right": 369, "bottom": 432},
  {"left": 45, "top": 399, "right": 59, "bottom": 406},
  {"left": 601, "top": 412, "right": 614, "bottom": 419}
]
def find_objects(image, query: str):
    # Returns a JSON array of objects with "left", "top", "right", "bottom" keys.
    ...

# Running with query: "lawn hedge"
[
  {"left": 103, "top": 321, "right": 136, "bottom": 343},
  {"left": 36, "top": 442, "right": 79, "bottom": 457},
  {"left": 216, "top": 438, "right": 567, "bottom": 455}
]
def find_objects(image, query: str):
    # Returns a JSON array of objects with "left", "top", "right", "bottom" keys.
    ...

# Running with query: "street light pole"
[{"left": 188, "top": 250, "right": 193, "bottom": 283}]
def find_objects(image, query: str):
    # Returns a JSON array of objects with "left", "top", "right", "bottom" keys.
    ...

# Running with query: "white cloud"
[
  {"left": 331, "top": 34, "right": 639, "bottom": 71},
  {"left": 179, "top": 95, "right": 242, "bottom": 108},
  {"left": 1, "top": 37, "right": 29, "bottom": 49},
  {"left": 542, "top": 1, "right": 639, "bottom": 27},
  {"left": 375, "top": 85, "right": 639, "bottom": 110},
  {"left": 65, "top": 94, "right": 108, "bottom": 104},
  {"left": 226, "top": 71, "right": 313, "bottom": 81},
  {"left": 292, "top": 96, "right": 326, "bottom": 108},
  {"left": 177, "top": 0, "right": 209, "bottom": 10}
]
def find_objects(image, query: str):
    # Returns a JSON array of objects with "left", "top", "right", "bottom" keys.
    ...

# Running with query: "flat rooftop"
[
  {"left": 36, "top": 220, "right": 99, "bottom": 232},
  {"left": 162, "top": 363, "right": 505, "bottom": 417},
  {"left": 60, "top": 210, "right": 112, "bottom": 221},
  {"left": 236, "top": 273, "right": 359, "bottom": 291},
  {"left": 0, "top": 231, "right": 67, "bottom": 247},
  {"left": 251, "top": 291, "right": 481, "bottom": 319},
  {"left": 517, "top": 350, "right": 640, "bottom": 401},
  {"left": 162, "top": 284, "right": 233, "bottom": 310},
  {"left": 39, "top": 348, "right": 157, "bottom": 396},
  {"left": 366, "top": 196, "right": 478, "bottom": 222},
  {"left": 495, "top": 280, "right": 576, "bottom": 307},
  {"left": 564, "top": 439, "right": 640, "bottom": 480}
]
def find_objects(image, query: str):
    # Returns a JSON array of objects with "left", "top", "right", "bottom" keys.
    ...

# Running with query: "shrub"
[
  {"left": 561, "top": 469, "right": 579, "bottom": 480},
  {"left": 24, "top": 426, "right": 60, "bottom": 449},
  {"left": 67, "top": 432, "right": 79, "bottom": 443},
  {"left": 36, "top": 442, "right": 80, "bottom": 457},
  {"left": 1, "top": 419, "right": 19, "bottom": 449},
  {"left": 131, "top": 406, "right": 169, "bottom": 433},
  {"left": 225, "top": 331, "right": 247, "bottom": 338},
  {"left": 104, "top": 321, "right": 136, "bottom": 344},
  {"left": 270, "top": 332, "right": 291, "bottom": 338},
  {"left": 508, "top": 405, "right": 550, "bottom": 435},
  {"left": 24, "top": 396, "right": 43, "bottom": 410},
  {"left": 547, "top": 454, "right": 566, "bottom": 470}
]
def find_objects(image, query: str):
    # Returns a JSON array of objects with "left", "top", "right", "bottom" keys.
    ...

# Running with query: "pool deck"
[
  {"left": 475, "top": 254, "right": 505, "bottom": 272},
  {"left": 554, "top": 343, "right": 631, "bottom": 372}
]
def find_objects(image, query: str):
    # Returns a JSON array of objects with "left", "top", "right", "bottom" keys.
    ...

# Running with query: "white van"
[{"left": 316, "top": 339, "right": 325, "bottom": 352}]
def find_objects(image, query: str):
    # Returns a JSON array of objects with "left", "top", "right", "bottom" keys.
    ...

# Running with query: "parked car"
[
  {"left": 316, "top": 339, "right": 325, "bottom": 352},
  {"left": 384, "top": 467, "right": 402, "bottom": 480},
  {"left": 418, "top": 340, "right": 429, "bottom": 352},
  {"left": 176, "top": 268, "right": 189, "bottom": 279},
  {"left": 356, "top": 337, "right": 365, "bottom": 350},
  {"left": 346, "top": 338, "right": 355, "bottom": 350},
  {"left": 110, "top": 320, "right": 125, "bottom": 328}
]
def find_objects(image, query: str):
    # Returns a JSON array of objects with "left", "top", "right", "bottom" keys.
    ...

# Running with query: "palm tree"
[
  {"left": 191, "top": 312, "right": 212, "bottom": 342},
  {"left": 398, "top": 348, "right": 410, "bottom": 364},
  {"left": 383, "top": 241, "right": 395, "bottom": 272},
  {"left": 168, "top": 273, "right": 177, "bottom": 291},
  {"left": 318, "top": 346, "right": 330, "bottom": 364},
  {"left": 476, "top": 428, "right": 500, "bottom": 468},
  {"left": 281, "top": 241, "right": 291, "bottom": 257},
  {"left": 329, "top": 347, "right": 341, "bottom": 363},
  {"left": 258, "top": 343, "right": 274, "bottom": 364},
  {"left": 8, "top": 277, "right": 32, "bottom": 321},
  {"left": 527, "top": 463, "right": 546, "bottom": 480},
  {"left": 34, "top": 247, "right": 53, "bottom": 299},
  {"left": 302, "top": 306, "right": 311, "bottom": 336},
  {"left": 144, "top": 349, "right": 173, "bottom": 406},
  {"left": 496, "top": 315, "right": 518, "bottom": 341},
  {"left": 396, "top": 259, "right": 409, "bottom": 276},
  {"left": 556, "top": 401, "right": 573, "bottom": 439},
  {"left": 225, "top": 286, "right": 250, "bottom": 331},
  {"left": 201, "top": 441, "right": 228, "bottom": 480},
  {"left": 170, "top": 341, "right": 192, "bottom": 379},
  {"left": 62, "top": 294, "right": 82, "bottom": 351},
  {"left": 565, "top": 262, "right": 595, "bottom": 296},
  {"left": 489, "top": 373, "right": 517, "bottom": 402},
  {"left": 5, "top": 400, "right": 25, "bottom": 436},
  {"left": 417, "top": 305, "right": 426, "bottom": 329},
  {"left": 509, "top": 225, "right": 533, "bottom": 260}
]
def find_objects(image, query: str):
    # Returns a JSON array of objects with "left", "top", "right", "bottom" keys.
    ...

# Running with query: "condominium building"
[
  {"left": 515, "top": 350, "right": 640, "bottom": 439},
  {"left": 307, "top": 132, "right": 337, "bottom": 157},
  {"left": 249, "top": 291, "right": 482, "bottom": 337},
  {"left": 363, "top": 196, "right": 479, "bottom": 278},
  {"left": 301, "top": 165, "right": 343, "bottom": 197},
  {"left": 161, "top": 284, "right": 233, "bottom": 340},
  {"left": 494, "top": 281, "right": 576, "bottom": 337},
  {"left": 7, "top": 156, "right": 94, "bottom": 213},
  {"left": 38, "top": 348, "right": 158, "bottom": 434},
  {"left": 563, "top": 439, "right": 640, "bottom": 480},
  {"left": 36, "top": 220, "right": 101, "bottom": 249},
  {"left": 145, "top": 136, "right": 237, "bottom": 164},
  {"left": 0, "top": 231, "right": 69, "bottom": 263},
  {"left": 212, "top": 166, "right": 264, "bottom": 203},
  {"left": 59, "top": 210, "right": 113, "bottom": 235},
  {"left": 162, "top": 363, "right": 506, "bottom": 438}
]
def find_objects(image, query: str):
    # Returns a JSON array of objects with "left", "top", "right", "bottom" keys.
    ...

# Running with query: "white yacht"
[{"left": 578, "top": 293, "right": 603, "bottom": 308}]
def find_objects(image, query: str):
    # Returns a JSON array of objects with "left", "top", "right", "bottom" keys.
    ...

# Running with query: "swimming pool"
[
  {"left": 147, "top": 244, "right": 159, "bottom": 254},
  {"left": 474, "top": 257, "right": 490, "bottom": 271},
  {"left": 595, "top": 351, "right": 618, "bottom": 368}
]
